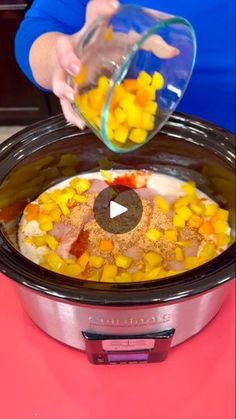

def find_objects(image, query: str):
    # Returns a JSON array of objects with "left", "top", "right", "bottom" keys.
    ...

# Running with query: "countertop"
[{"left": 0, "top": 274, "right": 235, "bottom": 419}]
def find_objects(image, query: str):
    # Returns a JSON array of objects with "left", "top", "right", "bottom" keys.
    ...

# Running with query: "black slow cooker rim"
[{"left": 0, "top": 113, "right": 235, "bottom": 306}]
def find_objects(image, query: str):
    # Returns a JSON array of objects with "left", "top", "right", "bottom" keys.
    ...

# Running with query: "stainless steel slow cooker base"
[{"left": 15, "top": 282, "right": 230, "bottom": 351}]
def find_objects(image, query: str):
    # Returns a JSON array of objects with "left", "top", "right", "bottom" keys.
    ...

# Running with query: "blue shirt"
[{"left": 15, "top": 0, "right": 235, "bottom": 133}]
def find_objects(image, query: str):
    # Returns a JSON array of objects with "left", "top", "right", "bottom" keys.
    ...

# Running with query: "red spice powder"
[{"left": 70, "top": 230, "right": 89, "bottom": 258}]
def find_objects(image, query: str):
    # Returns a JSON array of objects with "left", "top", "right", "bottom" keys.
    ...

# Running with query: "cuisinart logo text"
[{"left": 88, "top": 313, "right": 171, "bottom": 327}]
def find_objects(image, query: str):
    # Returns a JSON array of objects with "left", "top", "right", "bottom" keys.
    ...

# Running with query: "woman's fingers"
[
  {"left": 52, "top": 67, "right": 74, "bottom": 100},
  {"left": 86, "top": 0, "right": 119, "bottom": 24},
  {"left": 144, "top": 35, "right": 180, "bottom": 59},
  {"left": 52, "top": 66, "right": 85, "bottom": 129},
  {"left": 56, "top": 35, "right": 81, "bottom": 76},
  {"left": 60, "top": 98, "right": 86, "bottom": 129}
]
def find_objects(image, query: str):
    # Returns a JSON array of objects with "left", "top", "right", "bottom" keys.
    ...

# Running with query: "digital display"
[{"left": 108, "top": 352, "right": 148, "bottom": 362}]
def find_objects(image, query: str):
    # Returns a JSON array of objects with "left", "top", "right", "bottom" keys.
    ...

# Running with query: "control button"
[{"left": 93, "top": 185, "right": 143, "bottom": 234}]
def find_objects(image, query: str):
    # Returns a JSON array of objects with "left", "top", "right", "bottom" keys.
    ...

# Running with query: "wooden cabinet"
[{"left": 0, "top": 1, "right": 61, "bottom": 124}]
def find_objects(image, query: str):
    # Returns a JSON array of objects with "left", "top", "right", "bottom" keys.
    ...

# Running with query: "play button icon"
[
  {"left": 110, "top": 201, "right": 128, "bottom": 219},
  {"left": 93, "top": 185, "right": 143, "bottom": 234}
]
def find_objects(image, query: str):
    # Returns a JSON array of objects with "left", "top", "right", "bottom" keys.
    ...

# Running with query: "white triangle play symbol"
[{"left": 110, "top": 201, "right": 128, "bottom": 219}]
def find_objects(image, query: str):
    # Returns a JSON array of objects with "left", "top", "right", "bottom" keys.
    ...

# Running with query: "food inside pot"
[{"left": 18, "top": 170, "right": 231, "bottom": 282}]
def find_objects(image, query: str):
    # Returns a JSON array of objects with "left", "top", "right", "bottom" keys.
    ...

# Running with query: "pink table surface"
[{"left": 0, "top": 273, "right": 235, "bottom": 419}]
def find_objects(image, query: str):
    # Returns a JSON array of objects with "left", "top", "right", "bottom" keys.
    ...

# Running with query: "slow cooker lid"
[{"left": 0, "top": 113, "right": 235, "bottom": 306}]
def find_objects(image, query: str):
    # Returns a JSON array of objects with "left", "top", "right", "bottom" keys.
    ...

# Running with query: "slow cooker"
[{"left": 0, "top": 113, "right": 235, "bottom": 364}]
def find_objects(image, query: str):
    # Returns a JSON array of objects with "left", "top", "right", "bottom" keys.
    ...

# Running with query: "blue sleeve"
[{"left": 15, "top": 0, "right": 87, "bottom": 89}]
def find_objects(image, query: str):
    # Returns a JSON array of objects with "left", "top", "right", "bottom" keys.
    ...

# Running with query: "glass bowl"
[{"left": 69, "top": 4, "right": 196, "bottom": 153}]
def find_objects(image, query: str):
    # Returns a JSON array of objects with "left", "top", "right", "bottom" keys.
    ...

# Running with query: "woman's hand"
[
  {"left": 30, "top": 0, "right": 120, "bottom": 128},
  {"left": 30, "top": 0, "right": 179, "bottom": 129}
]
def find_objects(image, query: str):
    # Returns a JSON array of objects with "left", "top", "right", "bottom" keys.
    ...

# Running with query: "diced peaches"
[
  {"left": 132, "top": 271, "right": 144, "bottom": 281},
  {"left": 176, "top": 206, "right": 193, "bottom": 221},
  {"left": 164, "top": 230, "right": 178, "bottom": 242},
  {"left": 144, "top": 266, "right": 162, "bottom": 280},
  {"left": 145, "top": 228, "right": 162, "bottom": 242},
  {"left": 175, "top": 247, "right": 184, "bottom": 262},
  {"left": 120, "top": 272, "right": 132, "bottom": 281},
  {"left": 44, "top": 252, "right": 65, "bottom": 272},
  {"left": 199, "top": 222, "right": 214, "bottom": 235},
  {"left": 115, "top": 255, "right": 132, "bottom": 269},
  {"left": 45, "top": 235, "right": 58, "bottom": 250},
  {"left": 137, "top": 71, "right": 152, "bottom": 86},
  {"left": 89, "top": 255, "right": 104, "bottom": 268},
  {"left": 213, "top": 220, "right": 228, "bottom": 234},
  {"left": 173, "top": 215, "right": 185, "bottom": 228},
  {"left": 188, "top": 215, "right": 203, "bottom": 229},
  {"left": 190, "top": 203, "right": 204, "bottom": 215},
  {"left": 114, "top": 126, "right": 129, "bottom": 144},
  {"left": 154, "top": 196, "right": 169, "bottom": 213},
  {"left": 25, "top": 203, "right": 40, "bottom": 221},
  {"left": 204, "top": 203, "right": 219, "bottom": 217},
  {"left": 129, "top": 128, "right": 148, "bottom": 144},
  {"left": 215, "top": 234, "right": 231, "bottom": 247},
  {"left": 185, "top": 256, "right": 201, "bottom": 270},
  {"left": 114, "top": 107, "right": 127, "bottom": 124},
  {"left": 63, "top": 263, "right": 83, "bottom": 278},
  {"left": 152, "top": 71, "right": 164, "bottom": 90},
  {"left": 181, "top": 181, "right": 196, "bottom": 196},
  {"left": 78, "top": 251, "right": 89, "bottom": 271},
  {"left": 101, "top": 264, "right": 118, "bottom": 281},
  {"left": 144, "top": 252, "right": 162, "bottom": 267},
  {"left": 74, "top": 69, "right": 164, "bottom": 147},
  {"left": 199, "top": 243, "right": 217, "bottom": 262}
]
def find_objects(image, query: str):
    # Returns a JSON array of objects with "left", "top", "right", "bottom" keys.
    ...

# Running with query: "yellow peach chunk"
[
  {"left": 174, "top": 196, "right": 190, "bottom": 209},
  {"left": 101, "top": 264, "right": 118, "bottom": 282},
  {"left": 204, "top": 203, "right": 219, "bottom": 217},
  {"left": 49, "top": 208, "right": 62, "bottom": 222},
  {"left": 89, "top": 255, "right": 104, "bottom": 268},
  {"left": 164, "top": 230, "right": 178, "bottom": 242},
  {"left": 45, "top": 235, "right": 58, "bottom": 250},
  {"left": 115, "top": 255, "right": 132, "bottom": 269},
  {"left": 120, "top": 272, "right": 132, "bottom": 281},
  {"left": 114, "top": 107, "right": 127, "bottom": 124},
  {"left": 199, "top": 243, "right": 217, "bottom": 262},
  {"left": 64, "top": 263, "right": 83, "bottom": 278},
  {"left": 176, "top": 205, "right": 193, "bottom": 221},
  {"left": 44, "top": 252, "right": 65, "bottom": 272},
  {"left": 144, "top": 252, "right": 162, "bottom": 267},
  {"left": 78, "top": 251, "right": 89, "bottom": 271},
  {"left": 215, "top": 208, "right": 229, "bottom": 222},
  {"left": 132, "top": 271, "right": 144, "bottom": 281},
  {"left": 98, "top": 75, "right": 110, "bottom": 91},
  {"left": 181, "top": 181, "right": 196, "bottom": 195},
  {"left": 173, "top": 215, "right": 185, "bottom": 228},
  {"left": 144, "top": 266, "right": 162, "bottom": 280},
  {"left": 190, "top": 203, "right": 204, "bottom": 215},
  {"left": 185, "top": 257, "right": 201, "bottom": 270},
  {"left": 215, "top": 234, "right": 231, "bottom": 247},
  {"left": 32, "top": 236, "right": 47, "bottom": 247},
  {"left": 114, "top": 126, "right": 129, "bottom": 144},
  {"left": 140, "top": 112, "right": 155, "bottom": 131},
  {"left": 129, "top": 128, "right": 148, "bottom": 144},
  {"left": 152, "top": 71, "right": 164, "bottom": 90},
  {"left": 145, "top": 228, "right": 162, "bottom": 242},
  {"left": 154, "top": 196, "right": 170, "bottom": 213},
  {"left": 137, "top": 71, "right": 152, "bottom": 86},
  {"left": 188, "top": 215, "right": 203, "bottom": 229},
  {"left": 143, "top": 100, "right": 158, "bottom": 115},
  {"left": 175, "top": 247, "right": 184, "bottom": 262},
  {"left": 213, "top": 220, "right": 228, "bottom": 234}
]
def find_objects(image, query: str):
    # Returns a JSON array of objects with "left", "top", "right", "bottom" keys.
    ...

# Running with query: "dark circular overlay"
[{"left": 93, "top": 185, "right": 143, "bottom": 234}]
